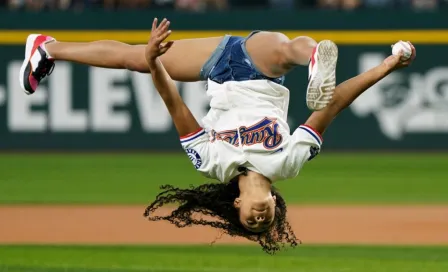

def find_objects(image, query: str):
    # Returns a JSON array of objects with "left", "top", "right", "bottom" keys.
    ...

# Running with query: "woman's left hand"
[{"left": 145, "top": 18, "right": 174, "bottom": 62}]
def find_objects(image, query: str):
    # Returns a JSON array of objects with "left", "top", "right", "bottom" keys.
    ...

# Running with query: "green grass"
[
  {"left": 0, "top": 153, "right": 447, "bottom": 204},
  {"left": 0, "top": 245, "right": 447, "bottom": 272}
]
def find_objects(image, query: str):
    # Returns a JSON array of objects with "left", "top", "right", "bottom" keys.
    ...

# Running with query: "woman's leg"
[
  {"left": 244, "top": 31, "right": 316, "bottom": 78},
  {"left": 45, "top": 37, "right": 224, "bottom": 82},
  {"left": 244, "top": 32, "right": 339, "bottom": 112}
]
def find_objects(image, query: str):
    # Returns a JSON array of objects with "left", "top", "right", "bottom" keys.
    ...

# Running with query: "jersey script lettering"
[{"left": 210, "top": 117, "right": 283, "bottom": 150}]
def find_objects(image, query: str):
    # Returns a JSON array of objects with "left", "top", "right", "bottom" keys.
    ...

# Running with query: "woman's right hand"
[{"left": 145, "top": 18, "right": 174, "bottom": 64}]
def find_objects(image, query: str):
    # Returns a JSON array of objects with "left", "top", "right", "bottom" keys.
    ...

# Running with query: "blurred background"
[
  {"left": 1, "top": 0, "right": 448, "bottom": 11},
  {"left": 0, "top": 2, "right": 447, "bottom": 272}
]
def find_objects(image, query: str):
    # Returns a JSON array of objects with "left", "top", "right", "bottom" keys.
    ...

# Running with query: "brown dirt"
[{"left": 1, "top": 205, "right": 448, "bottom": 245}]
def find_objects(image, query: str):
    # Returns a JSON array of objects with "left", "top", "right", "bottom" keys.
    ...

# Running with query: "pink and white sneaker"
[
  {"left": 19, "top": 34, "right": 56, "bottom": 95},
  {"left": 306, "top": 40, "right": 338, "bottom": 111}
]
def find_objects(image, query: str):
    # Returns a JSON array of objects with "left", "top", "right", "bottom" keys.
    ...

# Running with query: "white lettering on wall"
[
  {"left": 49, "top": 62, "right": 88, "bottom": 132},
  {"left": 131, "top": 72, "right": 171, "bottom": 132},
  {"left": 89, "top": 68, "right": 131, "bottom": 132},
  {"left": 2, "top": 62, "right": 210, "bottom": 133}
]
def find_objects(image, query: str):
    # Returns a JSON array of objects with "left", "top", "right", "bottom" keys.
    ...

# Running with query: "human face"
[{"left": 234, "top": 194, "right": 276, "bottom": 233}]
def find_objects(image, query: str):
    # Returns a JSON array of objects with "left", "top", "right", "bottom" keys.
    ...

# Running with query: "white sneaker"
[
  {"left": 19, "top": 34, "right": 56, "bottom": 95},
  {"left": 306, "top": 40, "right": 338, "bottom": 111}
]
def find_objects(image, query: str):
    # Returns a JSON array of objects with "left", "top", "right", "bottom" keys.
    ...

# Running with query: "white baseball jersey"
[{"left": 180, "top": 79, "right": 322, "bottom": 183}]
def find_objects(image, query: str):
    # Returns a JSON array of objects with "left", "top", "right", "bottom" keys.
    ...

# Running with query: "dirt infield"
[{"left": 1, "top": 205, "right": 448, "bottom": 245}]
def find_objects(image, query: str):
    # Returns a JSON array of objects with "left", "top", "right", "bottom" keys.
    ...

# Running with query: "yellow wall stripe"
[{"left": 0, "top": 30, "right": 447, "bottom": 45}]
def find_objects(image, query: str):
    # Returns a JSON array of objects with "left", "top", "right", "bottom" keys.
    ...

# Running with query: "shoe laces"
[{"left": 33, "top": 58, "right": 55, "bottom": 81}]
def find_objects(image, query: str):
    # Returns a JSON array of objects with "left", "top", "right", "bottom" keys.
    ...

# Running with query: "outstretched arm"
[
  {"left": 305, "top": 42, "right": 417, "bottom": 135},
  {"left": 145, "top": 18, "right": 201, "bottom": 136}
]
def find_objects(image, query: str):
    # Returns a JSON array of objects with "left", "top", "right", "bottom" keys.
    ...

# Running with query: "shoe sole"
[
  {"left": 19, "top": 34, "right": 40, "bottom": 95},
  {"left": 306, "top": 40, "right": 338, "bottom": 111}
]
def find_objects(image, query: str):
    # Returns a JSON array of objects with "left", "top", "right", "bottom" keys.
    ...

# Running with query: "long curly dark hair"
[{"left": 143, "top": 175, "right": 299, "bottom": 254}]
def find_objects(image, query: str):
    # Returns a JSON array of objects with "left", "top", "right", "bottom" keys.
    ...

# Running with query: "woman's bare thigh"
[
  {"left": 159, "top": 36, "right": 224, "bottom": 82},
  {"left": 244, "top": 32, "right": 289, "bottom": 78}
]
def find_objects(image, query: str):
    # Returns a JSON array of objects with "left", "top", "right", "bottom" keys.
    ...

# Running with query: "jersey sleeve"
[
  {"left": 179, "top": 128, "right": 216, "bottom": 178},
  {"left": 288, "top": 124, "right": 323, "bottom": 174}
]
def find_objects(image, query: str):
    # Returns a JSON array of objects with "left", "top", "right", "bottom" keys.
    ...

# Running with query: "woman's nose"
[{"left": 256, "top": 216, "right": 265, "bottom": 222}]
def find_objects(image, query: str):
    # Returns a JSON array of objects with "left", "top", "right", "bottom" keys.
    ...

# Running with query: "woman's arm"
[
  {"left": 305, "top": 42, "right": 416, "bottom": 135},
  {"left": 145, "top": 18, "right": 201, "bottom": 136}
]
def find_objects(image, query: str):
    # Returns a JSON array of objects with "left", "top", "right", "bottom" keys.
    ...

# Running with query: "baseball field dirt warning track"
[{"left": 1, "top": 205, "right": 448, "bottom": 245}]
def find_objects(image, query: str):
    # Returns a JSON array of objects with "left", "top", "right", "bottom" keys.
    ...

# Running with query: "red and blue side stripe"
[
  {"left": 180, "top": 128, "right": 206, "bottom": 144},
  {"left": 299, "top": 125, "right": 323, "bottom": 145}
]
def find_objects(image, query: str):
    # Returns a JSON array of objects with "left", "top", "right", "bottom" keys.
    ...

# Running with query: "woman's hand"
[
  {"left": 145, "top": 18, "right": 174, "bottom": 66},
  {"left": 383, "top": 41, "right": 416, "bottom": 72}
]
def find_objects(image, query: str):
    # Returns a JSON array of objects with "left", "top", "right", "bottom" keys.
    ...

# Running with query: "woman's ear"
[{"left": 233, "top": 198, "right": 242, "bottom": 209}]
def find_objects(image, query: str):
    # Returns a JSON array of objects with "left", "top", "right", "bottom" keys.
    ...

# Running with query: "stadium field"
[
  {"left": 1, "top": 245, "right": 448, "bottom": 272},
  {"left": 0, "top": 153, "right": 447, "bottom": 204},
  {"left": 1, "top": 153, "right": 447, "bottom": 272}
]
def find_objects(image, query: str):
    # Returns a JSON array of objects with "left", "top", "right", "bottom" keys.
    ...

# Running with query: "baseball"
[{"left": 392, "top": 41, "right": 412, "bottom": 61}]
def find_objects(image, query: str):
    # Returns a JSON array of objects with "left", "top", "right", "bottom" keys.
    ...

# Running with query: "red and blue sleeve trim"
[
  {"left": 180, "top": 128, "right": 206, "bottom": 144},
  {"left": 299, "top": 125, "right": 323, "bottom": 145}
]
